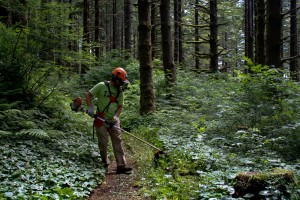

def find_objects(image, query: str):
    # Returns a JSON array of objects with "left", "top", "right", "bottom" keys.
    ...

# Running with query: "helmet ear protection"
[{"left": 111, "top": 73, "right": 123, "bottom": 84}]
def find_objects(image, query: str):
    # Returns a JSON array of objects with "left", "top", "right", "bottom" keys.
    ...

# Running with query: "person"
[{"left": 85, "top": 67, "right": 132, "bottom": 174}]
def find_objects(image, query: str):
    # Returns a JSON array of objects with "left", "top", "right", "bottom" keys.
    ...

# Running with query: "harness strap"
[
  {"left": 102, "top": 81, "right": 120, "bottom": 113},
  {"left": 94, "top": 81, "right": 121, "bottom": 129}
]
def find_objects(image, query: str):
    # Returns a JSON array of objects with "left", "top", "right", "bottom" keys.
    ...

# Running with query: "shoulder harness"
[{"left": 101, "top": 80, "right": 120, "bottom": 112}]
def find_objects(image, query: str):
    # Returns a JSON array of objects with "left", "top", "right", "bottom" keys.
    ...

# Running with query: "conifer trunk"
[
  {"left": 124, "top": 0, "right": 132, "bottom": 54},
  {"left": 254, "top": 0, "right": 265, "bottom": 65},
  {"left": 178, "top": 0, "right": 183, "bottom": 63},
  {"left": 138, "top": 0, "right": 156, "bottom": 114},
  {"left": 174, "top": 0, "right": 179, "bottom": 63},
  {"left": 290, "top": 0, "right": 299, "bottom": 80},
  {"left": 95, "top": 0, "right": 100, "bottom": 58},
  {"left": 195, "top": 0, "right": 200, "bottom": 70},
  {"left": 209, "top": 0, "right": 218, "bottom": 72},
  {"left": 245, "top": 0, "right": 254, "bottom": 61},
  {"left": 265, "top": 0, "right": 282, "bottom": 68},
  {"left": 160, "top": 0, "right": 176, "bottom": 83}
]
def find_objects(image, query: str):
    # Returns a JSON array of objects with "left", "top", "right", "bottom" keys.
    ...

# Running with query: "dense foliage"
[
  {"left": 122, "top": 66, "right": 300, "bottom": 199},
  {"left": 1, "top": 0, "right": 300, "bottom": 199},
  {"left": 1, "top": 50, "right": 300, "bottom": 199},
  {"left": 0, "top": 105, "right": 104, "bottom": 199},
  {"left": 0, "top": 1, "right": 94, "bottom": 110}
]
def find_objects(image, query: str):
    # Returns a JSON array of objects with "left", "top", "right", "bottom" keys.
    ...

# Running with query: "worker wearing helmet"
[{"left": 85, "top": 67, "right": 132, "bottom": 174}]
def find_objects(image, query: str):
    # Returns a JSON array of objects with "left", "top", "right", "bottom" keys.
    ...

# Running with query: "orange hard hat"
[{"left": 112, "top": 67, "right": 129, "bottom": 83}]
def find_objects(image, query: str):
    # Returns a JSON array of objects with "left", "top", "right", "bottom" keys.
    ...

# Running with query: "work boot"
[
  {"left": 102, "top": 158, "right": 110, "bottom": 171},
  {"left": 101, "top": 162, "right": 109, "bottom": 171},
  {"left": 116, "top": 166, "right": 132, "bottom": 174}
]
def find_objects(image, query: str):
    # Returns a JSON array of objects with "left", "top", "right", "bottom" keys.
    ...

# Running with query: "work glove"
[
  {"left": 88, "top": 107, "right": 94, "bottom": 117},
  {"left": 112, "top": 115, "right": 119, "bottom": 124}
]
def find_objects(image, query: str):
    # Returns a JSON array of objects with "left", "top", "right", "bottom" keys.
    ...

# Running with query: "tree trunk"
[
  {"left": 124, "top": 0, "right": 132, "bottom": 55},
  {"left": 290, "top": 0, "right": 299, "bottom": 80},
  {"left": 151, "top": 2, "right": 156, "bottom": 59},
  {"left": 83, "top": 0, "right": 91, "bottom": 73},
  {"left": 245, "top": 0, "right": 254, "bottom": 61},
  {"left": 174, "top": 0, "right": 179, "bottom": 63},
  {"left": 83, "top": 0, "right": 90, "bottom": 44},
  {"left": 138, "top": 0, "right": 156, "bottom": 114},
  {"left": 209, "top": 0, "right": 218, "bottom": 72},
  {"left": 265, "top": 0, "right": 282, "bottom": 68},
  {"left": 254, "top": 0, "right": 265, "bottom": 65},
  {"left": 105, "top": 3, "right": 111, "bottom": 51},
  {"left": 178, "top": 0, "right": 183, "bottom": 63},
  {"left": 160, "top": 0, "right": 176, "bottom": 83},
  {"left": 112, "top": 0, "right": 121, "bottom": 49},
  {"left": 95, "top": 0, "right": 100, "bottom": 59},
  {"left": 113, "top": 0, "right": 117, "bottom": 49},
  {"left": 195, "top": 0, "right": 200, "bottom": 70}
]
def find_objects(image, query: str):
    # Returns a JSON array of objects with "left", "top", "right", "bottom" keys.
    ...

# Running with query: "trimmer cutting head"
[{"left": 154, "top": 150, "right": 164, "bottom": 160}]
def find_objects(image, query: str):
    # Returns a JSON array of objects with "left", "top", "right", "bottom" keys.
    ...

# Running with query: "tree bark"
[
  {"left": 195, "top": 0, "right": 200, "bottom": 70},
  {"left": 151, "top": 2, "right": 156, "bottom": 59},
  {"left": 254, "top": 0, "right": 265, "bottom": 65},
  {"left": 95, "top": 0, "right": 100, "bottom": 59},
  {"left": 83, "top": 0, "right": 91, "bottom": 73},
  {"left": 138, "top": 0, "right": 156, "bottom": 114},
  {"left": 160, "top": 0, "right": 176, "bottom": 83},
  {"left": 113, "top": 0, "right": 118, "bottom": 49},
  {"left": 245, "top": 0, "right": 254, "bottom": 61},
  {"left": 124, "top": 0, "right": 132, "bottom": 54},
  {"left": 105, "top": 3, "right": 111, "bottom": 51},
  {"left": 174, "top": 0, "right": 179, "bottom": 63},
  {"left": 178, "top": 0, "right": 183, "bottom": 63},
  {"left": 83, "top": 0, "right": 90, "bottom": 44},
  {"left": 209, "top": 0, "right": 218, "bottom": 72},
  {"left": 265, "top": 0, "right": 282, "bottom": 68},
  {"left": 290, "top": 0, "right": 299, "bottom": 80}
]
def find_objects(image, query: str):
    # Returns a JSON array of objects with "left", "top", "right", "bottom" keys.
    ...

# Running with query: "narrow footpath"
[{"left": 88, "top": 152, "right": 145, "bottom": 200}]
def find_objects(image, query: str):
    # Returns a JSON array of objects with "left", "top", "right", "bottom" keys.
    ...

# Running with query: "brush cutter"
[{"left": 94, "top": 115, "right": 164, "bottom": 158}]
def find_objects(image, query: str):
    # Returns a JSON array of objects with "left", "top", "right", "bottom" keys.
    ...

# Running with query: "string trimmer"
[{"left": 94, "top": 116, "right": 164, "bottom": 159}]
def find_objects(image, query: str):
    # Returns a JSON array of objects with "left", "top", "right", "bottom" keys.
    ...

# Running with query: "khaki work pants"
[{"left": 95, "top": 118, "right": 126, "bottom": 167}]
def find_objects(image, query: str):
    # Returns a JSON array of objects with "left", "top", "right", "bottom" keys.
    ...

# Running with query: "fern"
[
  {"left": 19, "top": 120, "right": 38, "bottom": 129},
  {"left": 0, "top": 101, "right": 23, "bottom": 111},
  {"left": 0, "top": 130, "right": 13, "bottom": 138},
  {"left": 1, "top": 109, "right": 22, "bottom": 119},
  {"left": 17, "top": 129, "right": 50, "bottom": 140},
  {"left": 46, "top": 129, "right": 66, "bottom": 139}
]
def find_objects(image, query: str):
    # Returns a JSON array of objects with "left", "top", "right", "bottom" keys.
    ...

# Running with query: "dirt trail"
[{"left": 88, "top": 152, "right": 145, "bottom": 200}]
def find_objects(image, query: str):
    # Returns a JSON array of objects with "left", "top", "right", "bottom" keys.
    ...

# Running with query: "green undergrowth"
[
  {"left": 1, "top": 62, "right": 300, "bottom": 199},
  {"left": 121, "top": 68, "right": 300, "bottom": 199},
  {"left": 0, "top": 101, "right": 104, "bottom": 199}
]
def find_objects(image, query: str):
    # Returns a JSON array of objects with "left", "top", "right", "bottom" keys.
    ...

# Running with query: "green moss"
[{"left": 237, "top": 168, "right": 295, "bottom": 182}]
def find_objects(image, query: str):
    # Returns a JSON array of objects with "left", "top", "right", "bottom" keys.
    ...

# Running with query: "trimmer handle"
[{"left": 93, "top": 115, "right": 115, "bottom": 126}]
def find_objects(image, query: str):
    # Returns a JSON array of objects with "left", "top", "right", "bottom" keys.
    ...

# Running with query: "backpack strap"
[
  {"left": 101, "top": 81, "right": 120, "bottom": 112},
  {"left": 105, "top": 81, "right": 120, "bottom": 99}
]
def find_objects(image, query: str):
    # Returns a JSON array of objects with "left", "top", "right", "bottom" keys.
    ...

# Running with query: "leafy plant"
[{"left": 121, "top": 68, "right": 300, "bottom": 199}]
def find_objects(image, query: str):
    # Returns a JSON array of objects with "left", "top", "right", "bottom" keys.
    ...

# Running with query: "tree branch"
[
  {"left": 282, "top": 5, "right": 300, "bottom": 17},
  {"left": 281, "top": 54, "right": 300, "bottom": 63}
]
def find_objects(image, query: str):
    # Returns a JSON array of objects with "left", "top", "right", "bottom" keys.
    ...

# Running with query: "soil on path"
[{"left": 88, "top": 152, "right": 145, "bottom": 200}]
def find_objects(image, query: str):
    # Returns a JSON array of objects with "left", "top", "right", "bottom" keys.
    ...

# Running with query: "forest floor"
[{"left": 88, "top": 149, "right": 145, "bottom": 200}]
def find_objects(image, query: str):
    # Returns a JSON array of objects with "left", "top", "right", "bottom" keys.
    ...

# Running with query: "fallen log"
[{"left": 232, "top": 168, "right": 295, "bottom": 199}]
